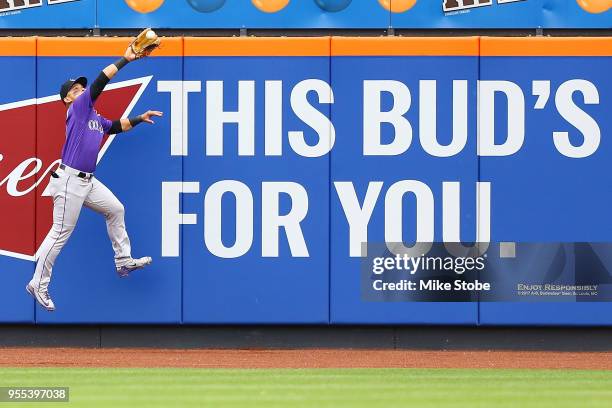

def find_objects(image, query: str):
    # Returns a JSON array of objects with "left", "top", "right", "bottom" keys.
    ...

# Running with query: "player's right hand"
[{"left": 140, "top": 110, "right": 163, "bottom": 124}]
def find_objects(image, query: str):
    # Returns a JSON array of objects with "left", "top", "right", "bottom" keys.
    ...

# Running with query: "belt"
[{"left": 59, "top": 163, "right": 93, "bottom": 180}]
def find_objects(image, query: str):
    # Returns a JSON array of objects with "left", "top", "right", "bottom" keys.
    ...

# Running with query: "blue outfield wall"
[
  {"left": 0, "top": 0, "right": 611, "bottom": 29},
  {"left": 181, "top": 38, "right": 331, "bottom": 323},
  {"left": 0, "top": 36, "right": 611, "bottom": 325},
  {"left": 478, "top": 37, "right": 612, "bottom": 325},
  {"left": 0, "top": 38, "right": 37, "bottom": 323},
  {"left": 98, "top": 0, "right": 390, "bottom": 29},
  {"left": 329, "top": 37, "right": 479, "bottom": 324}
]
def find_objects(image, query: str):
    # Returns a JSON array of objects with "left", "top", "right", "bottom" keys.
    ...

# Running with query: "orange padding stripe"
[
  {"left": 3, "top": 37, "right": 612, "bottom": 57},
  {"left": 481, "top": 37, "right": 612, "bottom": 56},
  {"left": 0, "top": 38, "right": 36, "bottom": 56},
  {"left": 332, "top": 37, "right": 480, "bottom": 56},
  {"left": 184, "top": 37, "right": 330, "bottom": 57},
  {"left": 37, "top": 37, "right": 183, "bottom": 57}
]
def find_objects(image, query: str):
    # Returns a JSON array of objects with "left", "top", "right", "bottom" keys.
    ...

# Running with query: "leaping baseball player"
[{"left": 27, "top": 30, "right": 163, "bottom": 312}]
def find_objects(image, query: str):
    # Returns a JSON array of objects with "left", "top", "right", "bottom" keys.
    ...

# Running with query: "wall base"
[{"left": 1, "top": 326, "right": 611, "bottom": 351}]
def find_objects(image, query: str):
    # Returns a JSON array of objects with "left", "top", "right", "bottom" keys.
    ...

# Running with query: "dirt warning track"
[{"left": 0, "top": 348, "right": 611, "bottom": 370}]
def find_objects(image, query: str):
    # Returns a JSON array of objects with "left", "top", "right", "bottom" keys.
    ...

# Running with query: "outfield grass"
[{"left": 0, "top": 368, "right": 611, "bottom": 407}]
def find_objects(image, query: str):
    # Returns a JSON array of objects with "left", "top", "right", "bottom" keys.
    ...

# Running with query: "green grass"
[{"left": 0, "top": 368, "right": 611, "bottom": 408}]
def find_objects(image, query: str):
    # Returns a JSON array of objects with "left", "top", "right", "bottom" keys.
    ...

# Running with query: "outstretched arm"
[
  {"left": 90, "top": 46, "right": 138, "bottom": 103},
  {"left": 107, "top": 111, "right": 163, "bottom": 134}
]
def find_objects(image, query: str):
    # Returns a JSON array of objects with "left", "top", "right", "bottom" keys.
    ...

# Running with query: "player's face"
[{"left": 64, "top": 83, "right": 86, "bottom": 104}]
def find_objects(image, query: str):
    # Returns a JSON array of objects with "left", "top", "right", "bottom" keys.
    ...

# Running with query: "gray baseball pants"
[{"left": 29, "top": 165, "right": 132, "bottom": 291}]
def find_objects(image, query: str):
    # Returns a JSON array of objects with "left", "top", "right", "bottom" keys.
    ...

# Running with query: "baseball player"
[{"left": 26, "top": 34, "right": 162, "bottom": 312}]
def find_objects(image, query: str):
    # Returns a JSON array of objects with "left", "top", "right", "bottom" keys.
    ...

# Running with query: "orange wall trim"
[
  {"left": 37, "top": 37, "right": 183, "bottom": 57},
  {"left": 2, "top": 37, "right": 612, "bottom": 58},
  {"left": 331, "top": 37, "right": 480, "bottom": 56},
  {"left": 481, "top": 37, "right": 612, "bottom": 57},
  {"left": 0, "top": 38, "right": 36, "bottom": 56},
  {"left": 184, "top": 37, "right": 330, "bottom": 57}
]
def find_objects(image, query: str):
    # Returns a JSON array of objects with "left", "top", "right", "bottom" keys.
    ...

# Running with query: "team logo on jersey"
[
  {"left": 88, "top": 118, "right": 105, "bottom": 134},
  {"left": 0, "top": 76, "right": 151, "bottom": 261}
]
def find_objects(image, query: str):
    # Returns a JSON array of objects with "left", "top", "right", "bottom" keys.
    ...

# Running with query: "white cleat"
[
  {"left": 26, "top": 283, "right": 55, "bottom": 312},
  {"left": 116, "top": 256, "right": 152, "bottom": 278}
]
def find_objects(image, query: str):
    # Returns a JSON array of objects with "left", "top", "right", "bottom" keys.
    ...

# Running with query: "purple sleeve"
[
  {"left": 99, "top": 115, "right": 113, "bottom": 134},
  {"left": 70, "top": 87, "right": 93, "bottom": 119}
]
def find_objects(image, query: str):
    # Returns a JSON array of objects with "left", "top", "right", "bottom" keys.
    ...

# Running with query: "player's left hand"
[
  {"left": 124, "top": 46, "right": 138, "bottom": 62},
  {"left": 140, "top": 110, "right": 163, "bottom": 124}
]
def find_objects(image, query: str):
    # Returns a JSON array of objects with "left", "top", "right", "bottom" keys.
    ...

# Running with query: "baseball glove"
[{"left": 129, "top": 28, "right": 161, "bottom": 59}]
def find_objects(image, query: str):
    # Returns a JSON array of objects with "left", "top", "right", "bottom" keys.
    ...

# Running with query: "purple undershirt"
[{"left": 60, "top": 88, "right": 112, "bottom": 173}]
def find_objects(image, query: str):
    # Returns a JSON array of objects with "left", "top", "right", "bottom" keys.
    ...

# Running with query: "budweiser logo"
[{"left": 0, "top": 76, "right": 151, "bottom": 261}]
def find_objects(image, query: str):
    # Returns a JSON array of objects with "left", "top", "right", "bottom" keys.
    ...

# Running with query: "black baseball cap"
[{"left": 59, "top": 76, "right": 88, "bottom": 102}]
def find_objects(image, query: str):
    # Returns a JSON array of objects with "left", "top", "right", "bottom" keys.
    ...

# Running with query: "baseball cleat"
[
  {"left": 26, "top": 283, "right": 55, "bottom": 312},
  {"left": 116, "top": 256, "right": 152, "bottom": 278}
]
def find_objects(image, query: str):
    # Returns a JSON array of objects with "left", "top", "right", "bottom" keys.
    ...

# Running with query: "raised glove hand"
[{"left": 128, "top": 28, "right": 161, "bottom": 60}]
